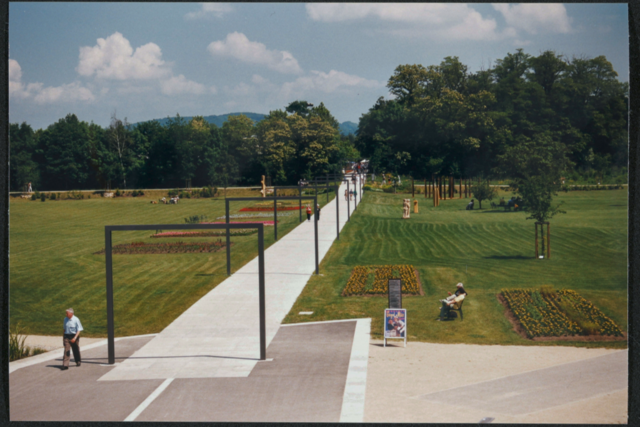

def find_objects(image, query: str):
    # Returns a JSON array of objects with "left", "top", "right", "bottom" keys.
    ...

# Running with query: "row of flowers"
[
  {"left": 343, "top": 265, "right": 420, "bottom": 296},
  {"left": 215, "top": 213, "right": 294, "bottom": 219},
  {"left": 502, "top": 288, "right": 623, "bottom": 338},
  {"left": 202, "top": 220, "right": 276, "bottom": 226},
  {"left": 95, "top": 240, "right": 228, "bottom": 254},
  {"left": 240, "top": 206, "right": 303, "bottom": 212},
  {"left": 151, "top": 230, "right": 257, "bottom": 238}
]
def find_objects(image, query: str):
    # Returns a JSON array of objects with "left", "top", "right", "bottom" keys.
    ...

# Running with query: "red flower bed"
[
  {"left": 240, "top": 206, "right": 302, "bottom": 212},
  {"left": 202, "top": 220, "right": 277, "bottom": 226},
  {"left": 151, "top": 230, "right": 257, "bottom": 238}
]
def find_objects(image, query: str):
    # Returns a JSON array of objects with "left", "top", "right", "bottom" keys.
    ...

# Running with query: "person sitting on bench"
[
  {"left": 466, "top": 199, "right": 475, "bottom": 210},
  {"left": 438, "top": 283, "right": 467, "bottom": 320}
]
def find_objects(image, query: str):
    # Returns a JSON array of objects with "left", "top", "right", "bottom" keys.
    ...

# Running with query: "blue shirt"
[{"left": 64, "top": 315, "right": 83, "bottom": 335}]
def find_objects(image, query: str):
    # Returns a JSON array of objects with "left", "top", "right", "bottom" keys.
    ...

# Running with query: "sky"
[{"left": 8, "top": 2, "right": 629, "bottom": 130}]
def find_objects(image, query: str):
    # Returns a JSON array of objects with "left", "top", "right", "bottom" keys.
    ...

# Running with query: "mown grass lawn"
[
  {"left": 10, "top": 190, "right": 335, "bottom": 337},
  {"left": 284, "top": 189, "right": 628, "bottom": 349}
]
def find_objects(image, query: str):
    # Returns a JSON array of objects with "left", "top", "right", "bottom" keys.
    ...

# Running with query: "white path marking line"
[
  {"left": 124, "top": 378, "right": 174, "bottom": 422},
  {"left": 340, "top": 318, "right": 371, "bottom": 423}
]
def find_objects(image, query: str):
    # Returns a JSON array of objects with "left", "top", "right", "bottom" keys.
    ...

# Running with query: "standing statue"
[
  {"left": 402, "top": 198, "right": 410, "bottom": 219},
  {"left": 397, "top": 175, "right": 402, "bottom": 185}
]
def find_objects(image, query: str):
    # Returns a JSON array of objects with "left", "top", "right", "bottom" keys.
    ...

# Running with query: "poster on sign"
[{"left": 384, "top": 308, "right": 407, "bottom": 347}]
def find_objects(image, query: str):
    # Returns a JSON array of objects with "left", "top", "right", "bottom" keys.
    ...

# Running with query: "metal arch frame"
[
  {"left": 272, "top": 185, "right": 342, "bottom": 241},
  {"left": 104, "top": 223, "right": 267, "bottom": 365},
  {"left": 225, "top": 196, "right": 319, "bottom": 276},
  {"left": 317, "top": 176, "right": 351, "bottom": 222}
]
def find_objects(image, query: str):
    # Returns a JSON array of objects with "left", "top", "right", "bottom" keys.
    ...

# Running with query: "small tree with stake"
[
  {"left": 496, "top": 134, "right": 572, "bottom": 259},
  {"left": 471, "top": 179, "right": 495, "bottom": 209}
]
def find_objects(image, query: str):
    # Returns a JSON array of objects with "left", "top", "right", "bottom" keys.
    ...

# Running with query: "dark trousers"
[
  {"left": 63, "top": 334, "right": 81, "bottom": 367},
  {"left": 440, "top": 302, "right": 451, "bottom": 320},
  {"left": 307, "top": 213, "right": 311, "bottom": 221}
]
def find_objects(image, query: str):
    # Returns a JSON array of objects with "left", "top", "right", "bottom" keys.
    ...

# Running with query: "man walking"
[{"left": 62, "top": 308, "right": 83, "bottom": 370}]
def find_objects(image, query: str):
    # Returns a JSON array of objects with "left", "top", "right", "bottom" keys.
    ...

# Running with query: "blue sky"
[{"left": 9, "top": 3, "right": 629, "bottom": 130}]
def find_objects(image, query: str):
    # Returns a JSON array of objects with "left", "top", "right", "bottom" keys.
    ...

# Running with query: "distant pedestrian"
[
  {"left": 354, "top": 189, "right": 357, "bottom": 200},
  {"left": 344, "top": 190, "right": 348, "bottom": 201},
  {"left": 306, "top": 205, "right": 312, "bottom": 221},
  {"left": 62, "top": 308, "right": 83, "bottom": 370},
  {"left": 27, "top": 182, "right": 33, "bottom": 193},
  {"left": 316, "top": 204, "right": 321, "bottom": 221}
]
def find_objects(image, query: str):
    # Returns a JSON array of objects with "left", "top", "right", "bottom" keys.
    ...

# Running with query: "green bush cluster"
[
  {"left": 66, "top": 190, "right": 85, "bottom": 200},
  {"left": 184, "top": 214, "right": 207, "bottom": 224}
]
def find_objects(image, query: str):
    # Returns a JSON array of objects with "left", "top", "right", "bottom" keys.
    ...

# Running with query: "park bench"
[{"left": 448, "top": 299, "right": 464, "bottom": 320}]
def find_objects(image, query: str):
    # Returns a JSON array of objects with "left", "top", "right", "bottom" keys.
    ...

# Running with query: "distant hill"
[
  {"left": 133, "top": 113, "right": 358, "bottom": 136},
  {"left": 339, "top": 121, "right": 358, "bottom": 136},
  {"left": 135, "top": 112, "right": 266, "bottom": 128}
]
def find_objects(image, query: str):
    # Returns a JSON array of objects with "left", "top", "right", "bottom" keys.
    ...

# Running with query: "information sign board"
[
  {"left": 388, "top": 279, "right": 402, "bottom": 309},
  {"left": 384, "top": 308, "right": 407, "bottom": 347}
]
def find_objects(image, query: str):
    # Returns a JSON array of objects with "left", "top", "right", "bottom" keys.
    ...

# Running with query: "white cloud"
[
  {"left": 160, "top": 74, "right": 216, "bottom": 96},
  {"left": 185, "top": 3, "right": 233, "bottom": 20},
  {"left": 306, "top": 4, "right": 501, "bottom": 41},
  {"left": 492, "top": 3, "right": 572, "bottom": 35},
  {"left": 9, "top": 58, "right": 94, "bottom": 104},
  {"left": 282, "top": 70, "right": 382, "bottom": 98},
  {"left": 33, "top": 82, "right": 95, "bottom": 104},
  {"left": 77, "top": 32, "right": 170, "bottom": 80},
  {"left": 208, "top": 32, "right": 302, "bottom": 74}
]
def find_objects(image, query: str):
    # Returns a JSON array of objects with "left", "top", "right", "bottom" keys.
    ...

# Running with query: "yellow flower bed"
[
  {"left": 343, "top": 265, "right": 420, "bottom": 296},
  {"left": 502, "top": 288, "right": 623, "bottom": 338}
]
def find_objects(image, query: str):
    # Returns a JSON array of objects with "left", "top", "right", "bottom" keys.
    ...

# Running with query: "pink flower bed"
[
  {"left": 240, "top": 206, "right": 302, "bottom": 212},
  {"left": 202, "top": 220, "right": 277, "bottom": 226}
]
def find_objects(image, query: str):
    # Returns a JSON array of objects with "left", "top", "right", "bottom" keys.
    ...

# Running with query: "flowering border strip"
[
  {"left": 342, "top": 265, "right": 421, "bottom": 297},
  {"left": 95, "top": 240, "right": 228, "bottom": 254},
  {"left": 501, "top": 288, "right": 623, "bottom": 338},
  {"left": 240, "top": 206, "right": 303, "bottom": 212},
  {"left": 151, "top": 230, "right": 257, "bottom": 238},
  {"left": 203, "top": 220, "right": 277, "bottom": 226}
]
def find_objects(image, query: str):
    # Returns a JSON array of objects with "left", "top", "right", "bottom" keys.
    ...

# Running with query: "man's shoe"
[
  {"left": 61, "top": 366, "right": 69, "bottom": 370},
  {"left": 76, "top": 362, "right": 81, "bottom": 366}
]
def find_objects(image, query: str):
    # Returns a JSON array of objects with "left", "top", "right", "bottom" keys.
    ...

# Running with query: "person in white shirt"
[{"left": 62, "top": 308, "right": 83, "bottom": 370}]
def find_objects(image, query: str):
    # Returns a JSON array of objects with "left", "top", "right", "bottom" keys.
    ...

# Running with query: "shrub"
[
  {"left": 184, "top": 214, "right": 207, "bottom": 224},
  {"left": 10, "top": 325, "right": 47, "bottom": 361},
  {"left": 50, "top": 192, "right": 56, "bottom": 200},
  {"left": 168, "top": 189, "right": 179, "bottom": 197},
  {"left": 40, "top": 193, "right": 46, "bottom": 202},
  {"left": 31, "top": 194, "right": 37, "bottom": 201},
  {"left": 115, "top": 189, "right": 121, "bottom": 197}
]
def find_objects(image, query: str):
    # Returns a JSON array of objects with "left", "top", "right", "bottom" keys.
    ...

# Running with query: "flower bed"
[
  {"left": 215, "top": 213, "right": 293, "bottom": 220},
  {"left": 151, "top": 230, "right": 257, "bottom": 238},
  {"left": 240, "top": 206, "right": 303, "bottom": 212},
  {"left": 343, "top": 265, "right": 421, "bottom": 296},
  {"left": 95, "top": 240, "right": 228, "bottom": 254},
  {"left": 501, "top": 288, "right": 623, "bottom": 338},
  {"left": 202, "top": 220, "right": 277, "bottom": 226}
]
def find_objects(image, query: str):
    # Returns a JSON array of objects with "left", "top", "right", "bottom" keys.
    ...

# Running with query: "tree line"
[
  {"left": 10, "top": 101, "right": 360, "bottom": 192},
  {"left": 355, "top": 50, "right": 628, "bottom": 182}
]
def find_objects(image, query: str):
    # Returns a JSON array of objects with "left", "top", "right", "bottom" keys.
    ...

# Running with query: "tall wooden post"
[
  {"left": 459, "top": 177, "right": 462, "bottom": 199},
  {"left": 424, "top": 179, "right": 427, "bottom": 198},
  {"left": 547, "top": 223, "right": 551, "bottom": 259},
  {"left": 535, "top": 223, "right": 539, "bottom": 258},
  {"left": 412, "top": 177, "right": 415, "bottom": 198}
]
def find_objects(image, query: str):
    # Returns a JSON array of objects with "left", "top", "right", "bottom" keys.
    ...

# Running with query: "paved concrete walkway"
[{"left": 100, "top": 179, "right": 362, "bottom": 382}]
